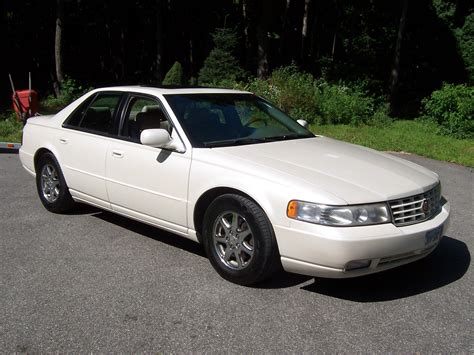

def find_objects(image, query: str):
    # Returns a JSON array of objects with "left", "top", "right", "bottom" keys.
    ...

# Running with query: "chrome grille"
[{"left": 389, "top": 184, "right": 441, "bottom": 226}]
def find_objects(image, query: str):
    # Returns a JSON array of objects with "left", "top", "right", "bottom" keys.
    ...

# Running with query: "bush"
[
  {"left": 316, "top": 81, "right": 373, "bottom": 125},
  {"left": 246, "top": 64, "right": 384, "bottom": 126},
  {"left": 421, "top": 83, "right": 474, "bottom": 139},
  {"left": 199, "top": 28, "right": 246, "bottom": 86},
  {"left": 162, "top": 61, "right": 185, "bottom": 85},
  {"left": 246, "top": 65, "right": 318, "bottom": 121},
  {"left": 42, "top": 76, "right": 91, "bottom": 112},
  {"left": 0, "top": 111, "right": 23, "bottom": 142}
]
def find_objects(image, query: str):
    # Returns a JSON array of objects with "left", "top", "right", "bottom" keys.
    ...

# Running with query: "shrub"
[
  {"left": 162, "top": 61, "right": 185, "bottom": 85},
  {"left": 317, "top": 81, "right": 375, "bottom": 125},
  {"left": 246, "top": 64, "right": 319, "bottom": 122},
  {"left": 199, "top": 28, "right": 246, "bottom": 86},
  {"left": 245, "top": 64, "right": 383, "bottom": 126},
  {"left": 42, "top": 76, "right": 91, "bottom": 112},
  {"left": 421, "top": 83, "right": 474, "bottom": 139},
  {"left": 368, "top": 105, "right": 393, "bottom": 127},
  {"left": 0, "top": 111, "right": 23, "bottom": 142}
]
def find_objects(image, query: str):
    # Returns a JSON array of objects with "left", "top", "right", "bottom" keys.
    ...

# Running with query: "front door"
[{"left": 105, "top": 95, "right": 191, "bottom": 234}]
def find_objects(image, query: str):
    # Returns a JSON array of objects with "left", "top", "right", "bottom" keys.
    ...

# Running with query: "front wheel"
[
  {"left": 203, "top": 194, "right": 280, "bottom": 285},
  {"left": 36, "top": 152, "right": 76, "bottom": 213}
]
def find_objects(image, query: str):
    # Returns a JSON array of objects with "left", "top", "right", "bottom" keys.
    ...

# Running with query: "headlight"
[{"left": 287, "top": 200, "right": 391, "bottom": 226}]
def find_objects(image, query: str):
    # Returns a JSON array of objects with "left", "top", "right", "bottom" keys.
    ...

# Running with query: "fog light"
[{"left": 345, "top": 259, "right": 371, "bottom": 271}]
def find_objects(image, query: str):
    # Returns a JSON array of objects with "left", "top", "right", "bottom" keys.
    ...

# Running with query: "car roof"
[{"left": 91, "top": 86, "right": 252, "bottom": 96}]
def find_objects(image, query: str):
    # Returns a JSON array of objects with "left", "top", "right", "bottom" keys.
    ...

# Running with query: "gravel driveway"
[{"left": 0, "top": 151, "right": 472, "bottom": 352}]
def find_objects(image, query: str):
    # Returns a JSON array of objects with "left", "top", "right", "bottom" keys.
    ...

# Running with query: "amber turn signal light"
[{"left": 287, "top": 200, "right": 298, "bottom": 219}]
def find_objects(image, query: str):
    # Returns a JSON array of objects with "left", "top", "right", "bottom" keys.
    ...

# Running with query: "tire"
[
  {"left": 36, "top": 152, "right": 76, "bottom": 213},
  {"left": 203, "top": 194, "right": 280, "bottom": 285}
]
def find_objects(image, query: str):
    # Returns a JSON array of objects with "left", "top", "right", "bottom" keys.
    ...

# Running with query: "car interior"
[{"left": 126, "top": 104, "right": 172, "bottom": 142}]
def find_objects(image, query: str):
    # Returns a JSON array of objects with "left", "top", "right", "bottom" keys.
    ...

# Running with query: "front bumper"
[{"left": 274, "top": 200, "right": 450, "bottom": 278}]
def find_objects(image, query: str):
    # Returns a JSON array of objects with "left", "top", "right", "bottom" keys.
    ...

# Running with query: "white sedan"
[{"left": 19, "top": 86, "right": 450, "bottom": 285}]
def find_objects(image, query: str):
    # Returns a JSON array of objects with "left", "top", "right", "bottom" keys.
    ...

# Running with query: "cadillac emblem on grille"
[{"left": 422, "top": 199, "right": 429, "bottom": 214}]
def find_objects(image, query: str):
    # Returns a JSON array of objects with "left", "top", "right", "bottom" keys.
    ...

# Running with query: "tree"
[
  {"left": 301, "top": 0, "right": 311, "bottom": 60},
  {"left": 198, "top": 28, "right": 246, "bottom": 85},
  {"left": 162, "top": 61, "right": 185, "bottom": 85},
  {"left": 155, "top": 0, "right": 165, "bottom": 82},
  {"left": 256, "top": 0, "right": 273, "bottom": 78},
  {"left": 389, "top": 0, "right": 409, "bottom": 116},
  {"left": 54, "top": 0, "right": 65, "bottom": 96}
]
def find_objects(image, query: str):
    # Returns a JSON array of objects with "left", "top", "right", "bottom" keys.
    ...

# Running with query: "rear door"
[
  {"left": 105, "top": 94, "right": 191, "bottom": 234},
  {"left": 59, "top": 92, "right": 124, "bottom": 209}
]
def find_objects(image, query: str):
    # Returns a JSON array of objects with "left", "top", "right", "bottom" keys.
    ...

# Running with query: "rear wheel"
[
  {"left": 36, "top": 152, "right": 75, "bottom": 213},
  {"left": 203, "top": 194, "right": 280, "bottom": 285}
]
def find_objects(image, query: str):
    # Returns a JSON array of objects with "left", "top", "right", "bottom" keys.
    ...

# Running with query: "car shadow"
[
  {"left": 91, "top": 208, "right": 206, "bottom": 258},
  {"left": 255, "top": 270, "right": 313, "bottom": 289},
  {"left": 63, "top": 203, "right": 103, "bottom": 215},
  {"left": 74, "top": 205, "right": 470, "bottom": 295},
  {"left": 301, "top": 236, "right": 470, "bottom": 302}
]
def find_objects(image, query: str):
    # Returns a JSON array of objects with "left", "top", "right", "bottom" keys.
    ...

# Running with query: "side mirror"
[
  {"left": 140, "top": 129, "right": 185, "bottom": 153},
  {"left": 297, "top": 119, "right": 309, "bottom": 128}
]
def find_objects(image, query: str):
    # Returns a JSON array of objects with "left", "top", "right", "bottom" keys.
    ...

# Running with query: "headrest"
[
  {"left": 141, "top": 105, "right": 161, "bottom": 113},
  {"left": 136, "top": 111, "right": 165, "bottom": 131}
]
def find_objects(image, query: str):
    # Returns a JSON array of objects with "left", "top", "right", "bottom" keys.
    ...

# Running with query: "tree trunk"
[
  {"left": 309, "top": 2, "right": 320, "bottom": 67},
  {"left": 256, "top": 0, "right": 272, "bottom": 78},
  {"left": 331, "top": 31, "right": 336, "bottom": 61},
  {"left": 242, "top": 0, "right": 257, "bottom": 73},
  {"left": 119, "top": 28, "right": 125, "bottom": 80},
  {"left": 390, "top": 0, "right": 408, "bottom": 117},
  {"left": 155, "top": 0, "right": 165, "bottom": 83},
  {"left": 54, "top": 0, "right": 64, "bottom": 96},
  {"left": 279, "top": 0, "right": 291, "bottom": 58},
  {"left": 301, "top": 0, "right": 310, "bottom": 61}
]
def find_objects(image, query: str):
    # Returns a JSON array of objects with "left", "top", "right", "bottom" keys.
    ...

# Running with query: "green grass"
[
  {"left": 312, "top": 120, "right": 474, "bottom": 167},
  {"left": 0, "top": 113, "right": 23, "bottom": 143}
]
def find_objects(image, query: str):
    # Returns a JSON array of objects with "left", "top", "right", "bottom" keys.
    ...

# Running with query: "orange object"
[
  {"left": 12, "top": 90, "right": 38, "bottom": 117},
  {"left": 287, "top": 200, "right": 298, "bottom": 218}
]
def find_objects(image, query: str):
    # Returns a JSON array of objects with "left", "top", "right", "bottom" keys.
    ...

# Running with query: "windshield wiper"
[
  {"left": 263, "top": 133, "right": 314, "bottom": 142},
  {"left": 204, "top": 134, "right": 314, "bottom": 148},
  {"left": 204, "top": 138, "right": 268, "bottom": 148}
]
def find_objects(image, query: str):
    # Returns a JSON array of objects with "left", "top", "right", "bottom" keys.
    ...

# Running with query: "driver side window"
[{"left": 121, "top": 96, "right": 171, "bottom": 143}]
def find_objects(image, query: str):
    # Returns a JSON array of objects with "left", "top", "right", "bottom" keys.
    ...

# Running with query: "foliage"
[
  {"left": 42, "top": 76, "right": 91, "bottom": 113},
  {"left": 421, "top": 83, "right": 474, "bottom": 139},
  {"left": 198, "top": 28, "right": 246, "bottom": 86},
  {"left": 433, "top": 1, "right": 474, "bottom": 83},
  {"left": 316, "top": 81, "right": 375, "bottom": 125},
  {"left": 313, "top": 120, "right": 474, "bottom": 167},
  {"left": 455, "top": 13, "right": 474, "bottom": 84},
  {"left": 245, "top": 65, "right": 389, "bottom": 126},
  {"left": 162, "top": 61, "right": 185, "bottom": 85},
  {"left": 0, "top": 111, "right": 23, "bottom": 142}
]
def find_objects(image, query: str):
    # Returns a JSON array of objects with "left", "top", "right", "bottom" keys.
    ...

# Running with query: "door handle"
[
  {"left": 112, "top": 150, "right": 124, "bottom": 158},
  {"left": 59, "top": 138, "right": 68, "bottom": 144}
]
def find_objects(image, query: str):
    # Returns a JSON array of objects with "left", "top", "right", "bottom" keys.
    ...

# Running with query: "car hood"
[{"left": 210, "top": 136, "right": 439, "bottom": 204}]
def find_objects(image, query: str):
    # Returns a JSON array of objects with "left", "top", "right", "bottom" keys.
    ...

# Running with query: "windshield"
[{"left": 164, "top": 93, "right": 314, "bottom": 147}]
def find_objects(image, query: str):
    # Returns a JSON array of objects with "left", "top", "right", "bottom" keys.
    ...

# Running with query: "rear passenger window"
[{"left": 64, "top": 93, "right": 122, "bottom": 135}]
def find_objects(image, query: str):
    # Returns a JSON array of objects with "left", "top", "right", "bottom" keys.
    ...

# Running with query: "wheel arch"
[
  {"left": 34, "top": 148, "right": 55, "bottom": 172},
  {"left": 33, "top": 146, "right": 64, "bottom": 175},
  {"left": 193, "top": 187, "right": 268, "bottom": 243}
]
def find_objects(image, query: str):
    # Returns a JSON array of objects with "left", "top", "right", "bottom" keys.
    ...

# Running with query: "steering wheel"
[{"left": 245, "top": 116, "right": 268, "bottom": 127}]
